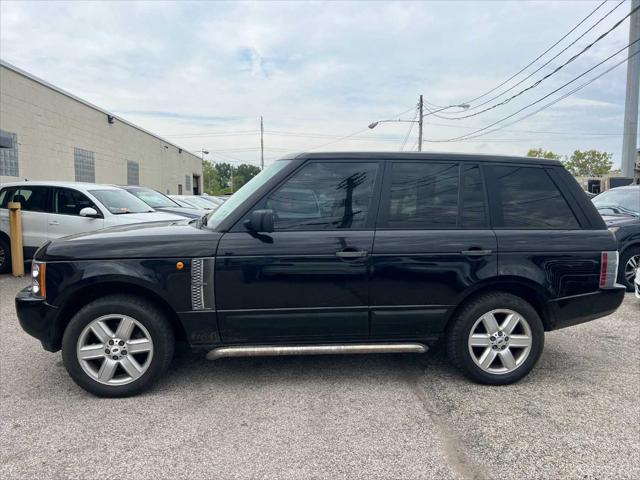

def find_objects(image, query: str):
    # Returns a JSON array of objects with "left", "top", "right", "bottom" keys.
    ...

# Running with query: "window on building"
[
  {"left": 384, "top": 162, "right": 459, "bottom": 229},
  {"left": 127, "top": 161, "right": 139, "bottom": 186},
  {"left": 0, "top": 130, "right": 19, "bottom": 177},
  {"left": 489, "top": 165, "right": 579, "bottom": 229},
  {"left": 460, "top": 164, "right": 488, "bottom": 228},
  {"left": 262, "top": 161, "right": 379, "bottom": 231},
  {"left": 74, "top": 148, "right": 96, "bottom": 183},
  {"left": 185, "top": 175, "right": 192, "bottom": 191}
]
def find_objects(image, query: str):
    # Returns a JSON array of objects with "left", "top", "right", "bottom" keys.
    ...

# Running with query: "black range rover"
[{"left": 16, "top": 152, "right": 625, "bottom": 397}]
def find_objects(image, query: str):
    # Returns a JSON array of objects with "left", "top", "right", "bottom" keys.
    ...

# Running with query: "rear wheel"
[
  {"left": 62, "top": 295, "right": 174, "bottom": 397},
  {"left": 446, "top": 292, "right": 544, "bottom": 385},
  {"left": 620, "top": 247, "right": 640, "bottom": 292},
  {"left": 0, "top": 237, "right": 11, "bottom": 274}
]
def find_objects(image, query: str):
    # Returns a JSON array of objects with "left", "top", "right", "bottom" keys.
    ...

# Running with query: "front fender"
[{"left": 46, "top": 259, "right": 193, "bottom": 313}]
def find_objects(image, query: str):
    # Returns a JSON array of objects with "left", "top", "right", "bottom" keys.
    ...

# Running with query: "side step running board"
[{"left": 206, "top": 343, "right": 428, "bottom": 361}]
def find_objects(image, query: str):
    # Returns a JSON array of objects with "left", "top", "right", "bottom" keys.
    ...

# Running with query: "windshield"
[
  {"left": 181, "top": 196, "right": 218, "bottom": 210},
  {"left": 130, "top": 188, "right": 178, "bottom": 208},
  {"left": 592, "top": 188, "right": 640, "bottom": 216},
  {"left": 90, "top": 189, "right": 154, "bottom": 214},
  {"left": 205, "top": 160, "right": 291, "bottom": 229}
]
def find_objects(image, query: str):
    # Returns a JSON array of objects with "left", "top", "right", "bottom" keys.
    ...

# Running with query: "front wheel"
[
  {"left": 446, "top": 292, "right": 544, "bottom": 385},
  {"left": 62, "top": 295, "right": 175, "bottom": 397}
]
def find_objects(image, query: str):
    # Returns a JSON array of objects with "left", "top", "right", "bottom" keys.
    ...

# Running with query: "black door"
[
  {"left": 370, "top": 161, "right": 497, "bottom": 339},
  {"left": 216, "top": 160, "right": 382, "bottom": 343}
]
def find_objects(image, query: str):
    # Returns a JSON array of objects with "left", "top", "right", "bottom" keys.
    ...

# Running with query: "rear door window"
[
  {"left": 381, "top": 162, "right": 460, "bottom": 229},
  {"left": 12, "top": 186, "right": 51, "bottom": 213},
  {"left": 488, "top": 165, "right": 579, "bottom": 229}
]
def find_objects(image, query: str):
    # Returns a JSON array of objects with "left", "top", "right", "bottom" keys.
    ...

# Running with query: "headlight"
[{"left": 31, "top": 262, "right": 46, "bottom": 298}]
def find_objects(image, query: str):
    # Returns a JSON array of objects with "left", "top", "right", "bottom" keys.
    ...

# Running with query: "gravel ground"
[{"left": 1, "top": 274, "right": 638, "bottom": 480}]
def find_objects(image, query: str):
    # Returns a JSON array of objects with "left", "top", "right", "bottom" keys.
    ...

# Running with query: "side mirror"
[
  {"left": 244, "top": 209, "right": 274, "bottom": 233},
  {"left": 79, "top": 207, "right": 100, "bottom": 218}
]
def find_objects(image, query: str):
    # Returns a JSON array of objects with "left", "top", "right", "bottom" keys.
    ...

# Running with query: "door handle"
[
  {"left": 48, "top": 221, "right": 59, "bottom": 226},
  {"left": 336, "top": 250, "right": 368, "bottom": 258},
  {"left": 460, "top": 249, "right": 492, "bottom": 256}
]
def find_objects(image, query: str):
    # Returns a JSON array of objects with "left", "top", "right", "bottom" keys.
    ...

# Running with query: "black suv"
[{"left": 16, "top": 152, "right": 625, "bottom": 397}]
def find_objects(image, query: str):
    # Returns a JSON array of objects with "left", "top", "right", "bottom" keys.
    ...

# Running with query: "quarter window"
[
  {"left": 385, "top": 162, "right": 459, "bottom": 228},
  {"left": 489, "top": 166, "right": 579, "bottom": 229},
  {"left": 264, "top": 161, "right": 379, "bottom": 230}
]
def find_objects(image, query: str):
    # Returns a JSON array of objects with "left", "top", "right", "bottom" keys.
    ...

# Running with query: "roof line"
[{"left": 0, "top": 59, "right": 201, "bottom": 161}]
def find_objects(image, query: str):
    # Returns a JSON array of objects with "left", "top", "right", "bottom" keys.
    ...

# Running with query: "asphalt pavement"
[{"left": 1, "top": 275, "right": 638, "bottom": 479}]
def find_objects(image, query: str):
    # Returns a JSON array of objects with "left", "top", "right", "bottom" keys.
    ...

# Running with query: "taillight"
[
  {"left": 31, "top": 262, "right": 46, "bottom": 298},
  {"left": 599, "top": 251, "right": 618, "bottom": 289}
]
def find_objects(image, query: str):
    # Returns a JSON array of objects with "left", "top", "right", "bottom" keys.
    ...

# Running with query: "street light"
[
  {"left": 194, "top": 149, "right": 210, "bottom": 161},
  {"left": 368, "top": 96, "right": 471, "bottom": 151}
]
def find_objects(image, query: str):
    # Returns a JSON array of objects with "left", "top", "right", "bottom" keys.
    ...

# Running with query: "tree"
[
  {"left": 526, "top": 148, "right": 562, "bottom": 160},
  {"left": 202, "top": 160, "right": 222, "bottom": 195},
  {"left": 214, "top": 162, "right": 234, "bottom": 190},
  {"left": 563, "top": 149, "right": 613, "bottom": 177},
  {"left": 233, "top": 164, "right": 261, "bottom": 190}
]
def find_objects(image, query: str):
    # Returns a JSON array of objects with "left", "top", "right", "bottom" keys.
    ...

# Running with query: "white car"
[
  {"left": 0, "top": 181, "right": 184, "bottom": 273},
  {"left": 635, "top": 267, "right": 640, "bottom": 299},
  {"left": 170, "top": 195, "right": 220, "bottom": 211}
]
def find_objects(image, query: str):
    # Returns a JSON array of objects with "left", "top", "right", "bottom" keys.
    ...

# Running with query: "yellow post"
[{"left": 8, "top": 202, "right": 24, "bottom": 277}]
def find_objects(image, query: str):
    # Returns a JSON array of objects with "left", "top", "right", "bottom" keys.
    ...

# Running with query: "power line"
[
  {"left": 400, "top": 109, "right": 419, "bottom": 150},
  {"left": 431, "top": 4, "right": 639, "bottom": 121},
  {"left": 461, "top": 0, "right": 609, "bottom": 105},
  {"left": 425, "top": 44, "right": 640, "bottom": 143},
  {"left": 437, "top": 0, "right": 626, "bottom": 117}
]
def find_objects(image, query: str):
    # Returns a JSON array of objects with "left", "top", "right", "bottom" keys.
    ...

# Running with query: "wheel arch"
[
  {"left": 447, "top": 277, "right": 554, "bottom": 331},
  {"left": 51, "top": 281, "right": 187, "bottom": 351}
]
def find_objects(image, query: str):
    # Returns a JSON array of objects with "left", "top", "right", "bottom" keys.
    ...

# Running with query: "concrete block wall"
[{"left": 0, "top": 64, "right": 202, "bottom": 194}]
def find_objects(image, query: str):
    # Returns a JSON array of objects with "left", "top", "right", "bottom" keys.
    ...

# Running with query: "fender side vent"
[{"left": 191, "top": 258, "right": 215, "bottom": 310}]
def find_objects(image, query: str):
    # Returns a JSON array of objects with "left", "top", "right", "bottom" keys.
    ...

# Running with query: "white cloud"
[{"left": 0, "top": 0, "right": 634, "bottom": 166}]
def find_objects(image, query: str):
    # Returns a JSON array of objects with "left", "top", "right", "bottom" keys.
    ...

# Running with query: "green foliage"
[
  {"left": 233, "top": 164, "right": 261, "bottom": 190},
  {"left": 563, "top": 149, "right": 613, "bottom": 177},
  {"left": 202, "top": 160, "right": 221, "bottom": 195},
  {"left": 526, "top": 148, "right": 562, "bottom": 160},
  {"left": 203, "top": 160, "right": 261, "bottom": 194}
]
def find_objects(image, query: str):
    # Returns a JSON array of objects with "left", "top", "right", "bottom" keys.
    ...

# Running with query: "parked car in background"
[
  {"left": 119, "top": 186, "right": 206, "bottom": 219},
  {"left": 199, "top": 195, "right": 226, "bottom": 207},
  {"left": 0, "top": 181, "right": 184, "bottom": 273},
  {"left": 592, "top": 184, "right": 640, "bottom": 291},
  {"left": 14, "top": 152, "right": 625, "bottom": 397},
  {"left": 170, "top": 195, "right": 220, "bottom": 211}
]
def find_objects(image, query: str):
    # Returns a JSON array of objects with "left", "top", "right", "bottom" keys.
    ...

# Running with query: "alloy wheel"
[
  {"left": 76, "top": 314, "right": 154, "bottom": 386},
  {"left": 468, "top": 309, "right": 533, "bottom": 375},
  {"left": 624, "top": 254, "right": 640, "bottom": 283}
]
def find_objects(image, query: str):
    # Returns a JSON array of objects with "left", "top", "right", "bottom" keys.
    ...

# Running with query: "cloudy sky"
[{"left": 0, "top": 0, "right": 637, "bottom": 167}]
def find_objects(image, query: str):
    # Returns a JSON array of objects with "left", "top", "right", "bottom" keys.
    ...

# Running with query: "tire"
[
  {"left": 619, "top": 247, "right": 640, "bottom": 292},
  {"left": 0, "top": 236, "right": 11, "bottom": 274},
  {"left": 62, "top": 294, "right": 175, "bottom": 397},
  {"left": 446, "top": 292, "right": 544, "bottom": 385}
]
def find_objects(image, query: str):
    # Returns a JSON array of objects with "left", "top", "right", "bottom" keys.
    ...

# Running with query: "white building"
[{"left": 0, "top": 60, "right": 202, "bottom": 195}]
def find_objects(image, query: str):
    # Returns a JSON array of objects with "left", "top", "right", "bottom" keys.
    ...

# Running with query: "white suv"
[{"left": 0, "top": 181, "right": 184, "bottom": 273}]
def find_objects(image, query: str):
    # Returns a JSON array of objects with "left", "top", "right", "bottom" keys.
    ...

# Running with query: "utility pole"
[
  {"left": 622, "top": 0, "right": 640, "bottom": 178},
  {"left": 417, "top": 95, "right": 424, "bottom": 152},
  {"left": 260, "top": 116, "right": 264, "bottom": 170}
]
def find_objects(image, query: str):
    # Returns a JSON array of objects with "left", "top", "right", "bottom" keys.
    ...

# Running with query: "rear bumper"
[
  {"left": 549, "top": 287, "right": 626, "bottom": 330},
  {"left": 15, "top": 287, "right": 60, "bottom": 352}
]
